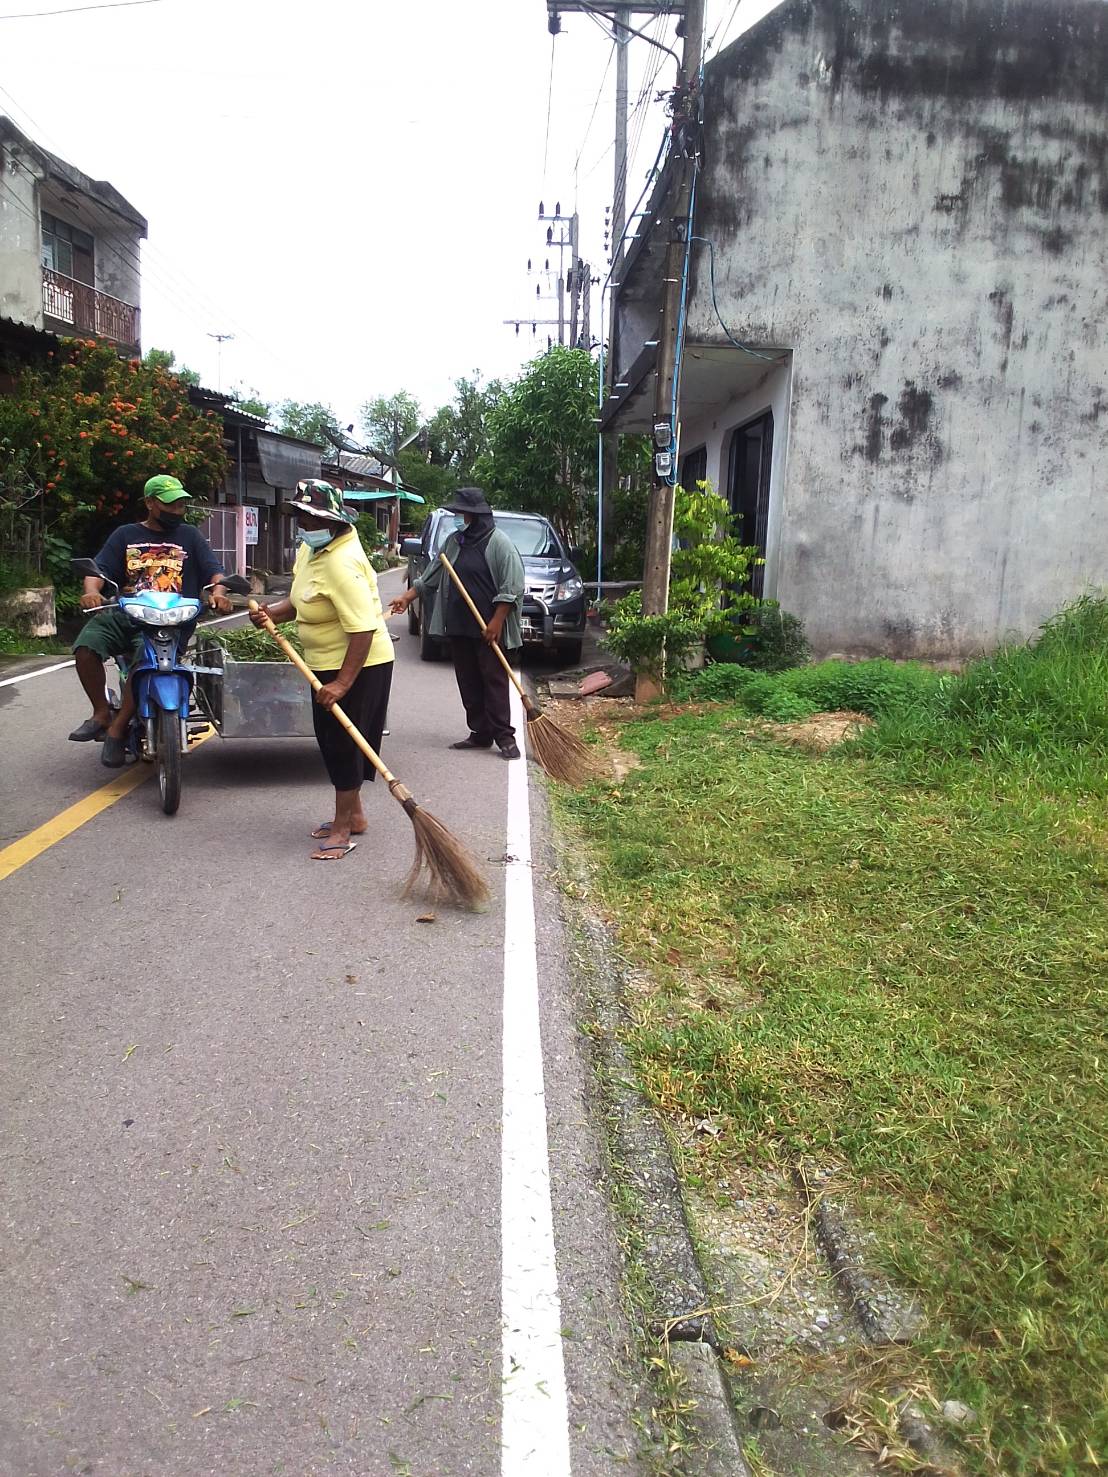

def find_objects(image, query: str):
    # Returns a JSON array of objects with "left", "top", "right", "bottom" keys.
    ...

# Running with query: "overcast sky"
[{"left": 2, "top": 0, "right": 780, "bottom": 429}]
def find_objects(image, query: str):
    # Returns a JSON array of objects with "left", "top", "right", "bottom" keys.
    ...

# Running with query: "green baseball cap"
[{"left": 144, "top": 473, "right": 191, "bottom": 504}]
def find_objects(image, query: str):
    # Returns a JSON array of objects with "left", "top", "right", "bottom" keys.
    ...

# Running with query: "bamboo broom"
[
  {"left": 438, "top": 553, "right": 595, "bottom": 786},
  {"left": 248, "top": 601, "right": 489, "bottom": 911}
]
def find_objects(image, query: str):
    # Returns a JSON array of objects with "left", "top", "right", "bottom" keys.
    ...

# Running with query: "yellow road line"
[{"left": 0, "top": 726, "right": 216, "bottom": 883}]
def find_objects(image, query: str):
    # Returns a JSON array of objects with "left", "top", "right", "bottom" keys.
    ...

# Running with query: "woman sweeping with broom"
[{"left": 250, "top": 480, "right": 393, "bottom": 860}]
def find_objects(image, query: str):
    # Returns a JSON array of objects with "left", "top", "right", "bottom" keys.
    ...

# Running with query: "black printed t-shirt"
[{"left": 93, "top": 522, "right": 223, "bottom": 598}]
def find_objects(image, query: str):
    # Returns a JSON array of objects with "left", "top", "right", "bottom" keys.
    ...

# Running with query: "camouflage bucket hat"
[{"left": 282, "top": 479, "right": 355, "bottom": 525}]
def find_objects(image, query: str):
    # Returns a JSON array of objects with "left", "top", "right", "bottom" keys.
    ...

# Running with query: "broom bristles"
[
  {"left": 400, "top": 803, "right": 490, "bottom": 911},
  {"left": 526, "top": 711, "right": 596, "bottom": 786}
]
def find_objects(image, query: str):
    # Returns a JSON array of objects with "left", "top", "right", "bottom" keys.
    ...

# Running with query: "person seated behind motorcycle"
[{"left": 69, "top": 474, "right": 231, "bottom": 767}]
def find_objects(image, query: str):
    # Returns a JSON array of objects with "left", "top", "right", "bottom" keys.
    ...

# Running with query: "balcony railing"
[{"left": 41, "top": 267, "right": 140, "bottom": 348}]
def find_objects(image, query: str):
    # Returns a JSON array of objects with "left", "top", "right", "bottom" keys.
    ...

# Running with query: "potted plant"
[{"left": 603, "top": 482, "right": 762, "bottom": 686}]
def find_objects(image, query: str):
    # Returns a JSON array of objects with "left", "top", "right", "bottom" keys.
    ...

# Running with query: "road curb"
[{"left": 554, "top": 850, "right": 750, "bottom": 1475}]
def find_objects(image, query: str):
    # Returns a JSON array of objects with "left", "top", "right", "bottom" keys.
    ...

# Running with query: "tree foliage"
[
  {"left": 425, "top": 373, "right": 503, "bottom": 481},
  {"left": 231, "top": 385, "right": 271, "bottom": 421},
  {"left": 142, "top": 346, "right": 201, "bottom": 387},
  {"left": 0, "top": 337, "right": 228, "bottom": 558},
  {"left": 275, "top": 399, "right": 338, "bottom": 448},
  {"left": 361, "top": 392, "right": 422, "bottom": 455},
  {"left": 475, "top": 346, "right": 598, "bottom": 541}
]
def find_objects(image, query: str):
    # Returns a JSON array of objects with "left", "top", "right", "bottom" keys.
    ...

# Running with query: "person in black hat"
[{"left": 390, "top": 488, "right": 525, "bottom": 758}]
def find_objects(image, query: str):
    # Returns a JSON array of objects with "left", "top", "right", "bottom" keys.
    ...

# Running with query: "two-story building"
[
  {"left": 0, "top": 116, "right": 145, "bottom": 357},
  {"left": 603, "top": 0, "right": 1107, "bottom": 659}
]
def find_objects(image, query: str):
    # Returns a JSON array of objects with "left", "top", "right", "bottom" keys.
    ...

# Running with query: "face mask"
[
  {"left": 155, "top": 508, "right": 185, "bottom": 530},
  {"left": 453, "top": 516, "right": 466, "bottom": 531},
  {"left": 300, "top": 527, "right": 334, "bottom": 550}
]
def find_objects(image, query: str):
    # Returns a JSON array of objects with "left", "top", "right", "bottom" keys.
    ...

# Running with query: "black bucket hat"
[{"left": 444, "top": 486, "right": 492, "bottom": 517}]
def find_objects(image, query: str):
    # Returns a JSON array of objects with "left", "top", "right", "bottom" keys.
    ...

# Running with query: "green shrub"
[
  {"left": 736, "top": 604, "right": 811, "bottom": 672},
  {"left": 680, "top": 657, "right": 940, "bottom": 720},
  {"left": 787, "top": 659, "right": 940, "bottom": 716},
  {"left": 860, "top": 594, "right": 1108, "bottom": 791},
  {"left": 680, "top": 663, "right": 760, "bottom": 702}
]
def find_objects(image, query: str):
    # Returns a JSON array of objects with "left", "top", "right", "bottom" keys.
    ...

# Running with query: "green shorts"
[
  {"left": 73, "top": 608, "right": 198, "bottom": 663},
  {"left": 72, "top": 608, "right": 145, "bottom": 662}
]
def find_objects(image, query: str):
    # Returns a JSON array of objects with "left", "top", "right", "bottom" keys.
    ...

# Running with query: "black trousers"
[
  {"left": 312, "top": 662, "right": 393, "bottom": 790},
  {"left": 450, "top": 638, "right": 515, "bottom": 746}
]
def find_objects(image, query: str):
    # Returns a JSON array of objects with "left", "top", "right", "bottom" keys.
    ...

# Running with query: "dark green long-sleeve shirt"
[{"left": 415, "top": 528, "right": 525, "bottom": 648}]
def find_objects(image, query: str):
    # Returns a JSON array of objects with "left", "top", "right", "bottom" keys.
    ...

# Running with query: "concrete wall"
[
  {"left": 0, "top": 143, "right": 44, "bottom": 327},
  {"left": 93, "top": 224, "right": 141, "bottom": 309},
  {"left": 687, "top": 0, "right": 1108, "bottom": 657}
]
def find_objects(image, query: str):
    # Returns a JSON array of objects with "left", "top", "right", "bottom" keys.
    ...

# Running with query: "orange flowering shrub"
[{"left": 0, "top": 338, "right": 227, "bottom": 552}]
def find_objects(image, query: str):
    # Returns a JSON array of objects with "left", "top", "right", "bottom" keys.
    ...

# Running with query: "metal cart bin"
[{"left": 195, "top": 642, "right": 315, "bottom": 739}]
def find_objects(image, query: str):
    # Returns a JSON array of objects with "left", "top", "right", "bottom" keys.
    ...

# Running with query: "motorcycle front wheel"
[{"left": 156, "top": 707, "right": 182, "bottom": 815}]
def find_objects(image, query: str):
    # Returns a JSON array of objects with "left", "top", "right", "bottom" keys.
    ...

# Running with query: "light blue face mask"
[
  {"left": 300, "top": 527, "right": 334, "bottom": 550},
  {"left": 453, "top": 516, "right": 466, "bottom": 531}
]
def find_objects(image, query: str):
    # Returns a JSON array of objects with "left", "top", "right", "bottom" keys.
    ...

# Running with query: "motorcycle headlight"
[
  {"left": 121, "top": 600, "right": 198, "bottom": 626},
  {"left": 554, "top": 576, "right": 584, "bottom": 602}
]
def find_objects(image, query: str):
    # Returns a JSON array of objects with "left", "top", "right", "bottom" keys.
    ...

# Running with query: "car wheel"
[{"left": 559, "top": 639, "right": 583, "bottom": 666}]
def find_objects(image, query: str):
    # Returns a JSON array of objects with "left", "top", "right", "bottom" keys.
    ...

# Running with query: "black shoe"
[
  {"left": 450, "top": 735, "right": 494, "bottom": 750},
  {"left": 499, "top": 741, "right": 522, "bottom": 760},
  {"left": 101, "top": 735, "right": 135, "bottom": 768},
  {"left": 69, "top": 717, "right": 108, "bottom": 742}
]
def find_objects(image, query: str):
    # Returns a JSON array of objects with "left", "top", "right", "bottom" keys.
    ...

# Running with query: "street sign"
[{"left": 244, "top": 506, "right": 259, "bottom": 547}]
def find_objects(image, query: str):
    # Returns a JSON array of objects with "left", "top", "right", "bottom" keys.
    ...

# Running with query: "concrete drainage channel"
[{"left": 556, "top": 846, "right": 959, "bottom": 1476}]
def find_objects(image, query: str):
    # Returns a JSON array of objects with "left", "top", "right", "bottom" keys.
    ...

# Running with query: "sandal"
[{"left": 310, "top": 841, "right": 358, "bottom": 861}]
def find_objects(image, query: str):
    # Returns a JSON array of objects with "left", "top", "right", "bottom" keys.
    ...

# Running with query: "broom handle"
[
  {"left": 247, "top": 601, "right": 401, "bottom": 789},
  {"left": 438, "top": 553, "right": 531, "bottom": 704}
]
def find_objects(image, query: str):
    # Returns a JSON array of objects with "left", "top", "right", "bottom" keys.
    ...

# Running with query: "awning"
[
  {"left": 341, "top": 488, "right": 425, "bottom": 505},
  {"left": 256, "top": 431, "right": 321, "bottom": 489}
]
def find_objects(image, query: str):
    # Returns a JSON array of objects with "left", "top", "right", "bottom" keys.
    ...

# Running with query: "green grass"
[
  {"left": 0, "top": 624, "right": 69, "bottom": 656},
  {"left": 557, "top": 601, "right": 1108, "bottom": 1475},
  {"left": 208, "top": 621, "right": 304, "bottom": 662}
]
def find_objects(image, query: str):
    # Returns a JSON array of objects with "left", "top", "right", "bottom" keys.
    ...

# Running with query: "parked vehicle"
[
  {"left": 73, "top": 558, "right": 251, "bottom": 815},
  {"left": 401, "top": 508, "right": 586, "bottom": 664}
]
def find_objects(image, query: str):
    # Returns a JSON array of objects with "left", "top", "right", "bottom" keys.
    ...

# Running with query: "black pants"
[
  {"left": 312, "top": 662, "right": 393, "bottom": 790},
  {"left": 450, "top": 638, "right": 515, "bottom": 746}
]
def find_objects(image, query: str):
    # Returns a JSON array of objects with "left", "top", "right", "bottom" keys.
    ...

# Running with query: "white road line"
[
  {"left": 0, "top": 659, "right": 75, "bottom": 689},
  {"left": 501, "top": 679, "right": 572, "bottom": 1476}
]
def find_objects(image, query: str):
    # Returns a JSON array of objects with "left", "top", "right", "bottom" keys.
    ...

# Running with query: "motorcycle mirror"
[{"left": 219, "top": 575, "right": 251, "bottom": 596}]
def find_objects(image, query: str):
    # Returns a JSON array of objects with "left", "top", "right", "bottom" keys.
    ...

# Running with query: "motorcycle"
[{"left": 72, "top": 558, "right": 250, "bottom": 814}]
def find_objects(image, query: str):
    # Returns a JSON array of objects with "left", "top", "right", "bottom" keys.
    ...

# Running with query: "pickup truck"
[{"left": 401, "top": 508, "right": 586, "bottom": 664}]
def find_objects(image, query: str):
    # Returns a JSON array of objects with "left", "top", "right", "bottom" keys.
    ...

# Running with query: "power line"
[
  {"left": 573, "top": 38, "right": 615, "bottom": 180},
  {"left": 705, "top": 0, "right": 742, "bottom": 54},
  {"left": 542, "top": 33, "right": 556, "bottom": 181},
  {"left": 0, "top": 0, "right": 165, "bottom": 19}
]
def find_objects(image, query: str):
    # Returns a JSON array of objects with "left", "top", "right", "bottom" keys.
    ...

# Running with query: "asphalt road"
[{"left": 0, "top": 570, "right": 645, "bottom": 1476}]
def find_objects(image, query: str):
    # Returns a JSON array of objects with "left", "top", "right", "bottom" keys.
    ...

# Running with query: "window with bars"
[{"left": 41, "top": 211, "right": 94, "bottom": 285}]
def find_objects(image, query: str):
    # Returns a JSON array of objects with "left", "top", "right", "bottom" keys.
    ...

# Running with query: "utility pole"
[
  {"left": 546, "top": 3, "right": 686, "bottom": 586},
  {"left": 506, "top": 203, "right": 585, "bottom": 350},
  {"left": 612, "top": 6, "right": 630, "bottom": 272},
  {"left": 638, "top": 0, "right": 705, "bottom": 700}
]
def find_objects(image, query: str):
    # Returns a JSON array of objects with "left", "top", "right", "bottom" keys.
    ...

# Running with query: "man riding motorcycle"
[{"left": 69, "top": 474, "right": 232, "bottom": 766}]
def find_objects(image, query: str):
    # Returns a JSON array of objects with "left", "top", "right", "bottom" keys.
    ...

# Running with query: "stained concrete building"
[
  {"left": 602, "top": 0, "right": 1107, "bottom": 658},
  {"left": 0, "top": 116, "right": 146, "bottom": 357}
]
